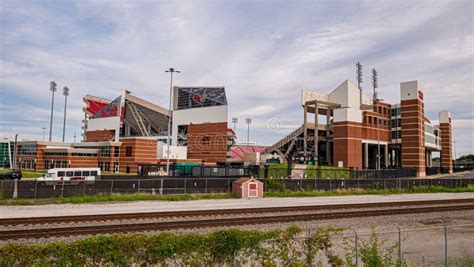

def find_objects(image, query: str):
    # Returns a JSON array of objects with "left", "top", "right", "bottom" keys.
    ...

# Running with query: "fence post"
[
  {"left": 307, "top": 228, "right": 313, "bottom": 267},
  {"left": 82, "top": 181, "right": 86, "bottom": 196},
  {"left": 13, "top": 180, "right": 18, "bottom": 199},
  {"left": 233, "top": 250, "right": 237, "bottom": 267},
  {"left": 314, "top": 179, "right": 317, "bottom": 191},
  {"left": 34, "top": 179, "right": 38, "bottom": 199},
  {"left": 394, "top": 223, "right": 402, "bottom": 267},
  {"left": 61, "top": 179, "right": 65, "bottom": 198},
  {"left": 352, "top": 229, "right": 359, "bottom": 267},
  {"left": 160, "top": 178, "right": 163, "bottom": 195},
  {"left": 110, "top": 180, "right": 114, "bottom": 195},
  {"left": 205, "top": 178, "right": 208, "bottom": 194},
  {"left": 227, "top": 178, "right": 230, "bottom": 193},
  {"left": 329, "top": 179, "right": 332, "bottom": 191},
  {"left": 184, "top": 178, "right": 187, "bottom": 194},
  {"left": 444, "top": 225, "right": 448, "bottom": 267}
]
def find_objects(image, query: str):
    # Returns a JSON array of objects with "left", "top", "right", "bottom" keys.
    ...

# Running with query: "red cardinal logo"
[{"left": 193, "top": 94, "right": 205, "bottom": 104}]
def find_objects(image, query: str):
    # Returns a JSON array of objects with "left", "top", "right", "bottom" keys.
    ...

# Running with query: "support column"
[
  {"left": 439, "top": 111, "right": 453, "bottom": 173},
  {"left": 364, "top": 143, "right": 369, "bottom": 169},
  {"left": 326, "top": 108, "right": 331, "bottom": 165},
  {"left": 314, "top": 102, "right": 319, "bottom": 166},
  {"left": 303, "top": 103, "right": 308, "bottom": 162},
  {"left": 333, "top": 107, "right": 363, "bottom": 169},
  {"left": 384, "top": 144, "right": 389, "bottom": 169},
  {"left": 400, "top": 81, "right": 426, "bottom": 177}
]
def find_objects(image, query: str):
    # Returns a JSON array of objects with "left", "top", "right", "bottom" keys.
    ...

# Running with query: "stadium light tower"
[
  {"left": 245, "top": 118, "right": 252, "bottom": 145},
  {"left": 372, "top": 68, "right": 380, "bottom": 170},
  {"left": 356, "top": 62, "right": 363, "bottom": 105},
  {"left": 62, "top": 86, "right": 69, "bottom": 142},
  {"left": 165, "top": 68, "right": 180, "bottom": 176},
  {"left": 41, "top": 127, "right": 46, "bottom": 141},
  {"left": 232, "top": 117, "right": 238, "bottom": 132},
  {"left": 48, "top": 81, "right": 57, "bottom": 141}
]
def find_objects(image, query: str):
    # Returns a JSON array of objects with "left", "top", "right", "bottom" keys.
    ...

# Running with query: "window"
[
  {"left": 91, "top": 171, "right": 98, "bottom": 176},
  {"left": 18, "top": 144, "right": 37, "bottom": 155},
  {"left": 83, "top": 171, "right": 90, "bottom": 176},
  {"left": 74, "top": 171, "right": 81, "bottom": 176},
  {"left": 114, "top": 147, "right": 120, "bottom": 157},
  {"left": 368, "top": 117, "right": 372, "bottom": 124},
  {"left": 100, "top": 147, "right": 111, "bottom": 157},
  {"left": 45, "top": 152, "right": 67, "bottom": 157},
  {"left": 104, "top": 162, "right": 110, "bottom": 172},
  {"left": 44, "top": 161, "right": 50, "bottom": 170},
  {"left": 98, "top": 161, "right": 103, "bottom": 170},
  {"left": 125, "top": 146, "right": 132, "bottom": 157},
  {"left": 66, "top": 171, "right": 73, "bottom": 176},
  {"left": 58, "top": 171, "right": 65, "bottom": 177}
]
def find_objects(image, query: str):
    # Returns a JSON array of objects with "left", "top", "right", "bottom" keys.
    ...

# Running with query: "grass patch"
[
  {"left": 265, "top": 185, "right": 474, "bottom": 197},
  {"left": 0, "top": 193, "right": 235, "bottom": 205},
  {"left": 0, "top": 185, "right": 473, "bottom": 205}
]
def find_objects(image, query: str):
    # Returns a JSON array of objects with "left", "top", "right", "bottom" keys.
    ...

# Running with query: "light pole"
[
  {"left": 245, "top": 118, "right": 252, "bottom": 145},
  {"left": 41, "top": 127, "right": 46, "bottom": 141},
  {"left": 232, "top": 117, "right": 238, "bottom": 132},
  {"left": 372, "top": 69, "right": 380, "bottom": 170},
  {"left": 13, "top": 133, "right": 19, "bottom": 169},
  {"left": 48, "top": 81, "right": 57, "bottom": 141},
  {"left": 165, "top": 68, "right": 180, "bottom": 175},
  {"left": 62, "top": 86, "right": 69, "bottom": 142}
]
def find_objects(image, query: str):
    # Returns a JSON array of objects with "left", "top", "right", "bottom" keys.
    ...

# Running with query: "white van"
[{"left": 37, "top": 168, "right": 100, "bottom": 184}]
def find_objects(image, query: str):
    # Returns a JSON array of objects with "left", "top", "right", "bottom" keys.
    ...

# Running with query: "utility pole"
[
  {"left": 41, "top": 127, "right": 46, "bottom": 141},
  {"left": 165, "top": 68, "right": 180, "bottom": 176},
  {"left": 62, "top": 86, "right": 69, "bottom": 142},
  {"left": 245, "top": 118, "right": 252, "bottom": 145},
  {"left": 372, "top": 68, "right": 380, "bottom": 170},
  {"left": 49, "top": 81, "right": 57, "bottom": 141}
]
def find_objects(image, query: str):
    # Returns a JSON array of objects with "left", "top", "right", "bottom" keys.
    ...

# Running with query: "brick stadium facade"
[
  {"left": 15, "top": 88, "right": 231, "bottom": 174},
  {"left": 266, "top": 80, "right": 453, "bottom": 177}
]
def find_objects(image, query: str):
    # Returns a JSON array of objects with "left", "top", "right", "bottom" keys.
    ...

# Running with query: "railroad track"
[
  {"left": 1, "top": 199, "right": 473, "bottom": 240},
  {"left": 1, "top": 198, "right": 473, "bottom": 226}
]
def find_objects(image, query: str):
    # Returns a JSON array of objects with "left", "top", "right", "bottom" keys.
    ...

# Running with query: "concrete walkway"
[{"left": 1, "top": 193, "right": 473, "bottom": 219}]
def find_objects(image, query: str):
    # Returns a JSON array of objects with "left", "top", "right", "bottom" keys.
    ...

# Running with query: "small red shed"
[{"left": 232, "top": 177, "right": 264, "bottom": 198}]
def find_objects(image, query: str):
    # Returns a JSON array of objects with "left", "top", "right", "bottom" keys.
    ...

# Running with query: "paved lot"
[{"left": 1, "top": 192, "right": 473, "bottom": 219}]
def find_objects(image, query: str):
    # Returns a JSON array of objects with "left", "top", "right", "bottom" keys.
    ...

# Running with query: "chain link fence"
[
  {"left": 302, "top": 223, "right": 474, "bottom": 267},
  {"left": 1, "top": 177, "right": 473, "bottom": 199}
]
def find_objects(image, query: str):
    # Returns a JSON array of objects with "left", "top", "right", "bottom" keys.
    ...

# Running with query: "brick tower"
[
  {"left": 400, "top": 81, "right": 425, "bottom": 177},
  {"left": 439, "top": 111, "right": 453, "bottom": 173}
]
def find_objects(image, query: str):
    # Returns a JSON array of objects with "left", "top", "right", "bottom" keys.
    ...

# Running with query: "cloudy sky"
[{"left": 0, "top": 0, "right": 473, "bottom": 156}]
